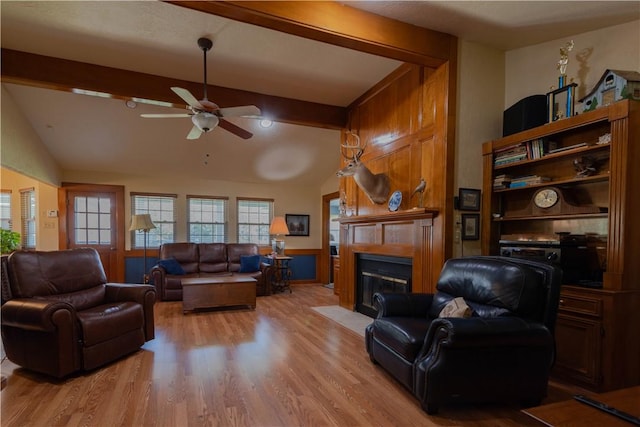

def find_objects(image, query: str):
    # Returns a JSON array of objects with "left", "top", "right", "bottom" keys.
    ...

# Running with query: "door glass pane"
[{"left": 74, "top": 195, "right": 112, "bottom": 245}]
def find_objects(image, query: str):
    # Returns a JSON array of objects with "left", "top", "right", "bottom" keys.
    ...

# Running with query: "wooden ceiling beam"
[
  {"left": 169, "top": 1, "right": 456, "bottom": 67},
  {"left": 0, "top": 48, "right": 347, "bottom": 130}
]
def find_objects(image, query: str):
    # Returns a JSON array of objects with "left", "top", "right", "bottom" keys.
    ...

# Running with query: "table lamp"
[
  {"left": 129, "top": 213, "right": 156, "bottom": 283},
  {"left": 269, "top": 216, "right": 289, "bottom": 256}
]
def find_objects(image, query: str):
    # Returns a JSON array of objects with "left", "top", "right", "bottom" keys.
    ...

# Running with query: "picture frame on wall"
[
  {"left": 458, "top": 188, "right": 481, "bottom": 211},
  {"left": 285, "top": 214, "right": 309, "bottom": 236},
  {"left": 461, "top": 214, "right": 480, "bottom": 240}
]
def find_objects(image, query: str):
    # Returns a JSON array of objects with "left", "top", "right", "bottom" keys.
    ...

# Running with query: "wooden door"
[{"left": 58, "top": 183, "right": 125, "bottom": 282}]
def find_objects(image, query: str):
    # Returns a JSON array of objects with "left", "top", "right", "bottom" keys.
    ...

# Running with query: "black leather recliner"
[{"left": 365, "top": 256, "right": 562, "bottom": 414}]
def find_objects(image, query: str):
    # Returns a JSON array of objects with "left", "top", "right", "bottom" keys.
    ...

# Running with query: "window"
[
  {"left": 188, "top": 196, "right": 228, "bottom": 243},
  {"left": 131, "top": 193, "right": 176, "bottom": 248},
  {"left": 20, "top": 188, "right": 36, "bottom": 249},
  {"left": 1, "top": 191, "right": 11, "bottom": 230},
  {"left": 237, "top": 198, "right": 273, "bottom": 245}
]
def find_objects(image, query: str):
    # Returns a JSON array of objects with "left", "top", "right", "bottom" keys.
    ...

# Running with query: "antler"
[{"left": 340, "top": 131, "right": 367, "bottom": 161}]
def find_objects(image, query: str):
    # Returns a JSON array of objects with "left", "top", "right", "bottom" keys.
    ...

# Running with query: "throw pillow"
[
  {"left": 438, "top": 297, "right": 473, "bottom": 318},
  {"left": 157, "top": 257, "right": 185, "bottom": 275},
  {"left": 239, "top": 255, "right": 261, "bottom": 273}
]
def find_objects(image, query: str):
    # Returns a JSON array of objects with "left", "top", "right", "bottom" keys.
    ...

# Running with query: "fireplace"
[{"left": 356, "top": 253, "right": 412, "bottom": 318}]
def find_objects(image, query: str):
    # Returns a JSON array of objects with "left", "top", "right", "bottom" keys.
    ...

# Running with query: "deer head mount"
[{"left": 336, "top": 132, "right": 390, "bottom": 205}]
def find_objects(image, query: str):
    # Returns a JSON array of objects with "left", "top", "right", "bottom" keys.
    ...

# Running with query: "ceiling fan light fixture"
[
  {"left": 259, "top": 119, "right": 273, "bottom": 128},
  {"left": 192, "top": 112, "right": 219, "bottom": 132}
]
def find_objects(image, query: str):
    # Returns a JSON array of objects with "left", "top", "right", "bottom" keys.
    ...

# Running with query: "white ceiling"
[{"left": 2, "top": 1, "right": 638, "bottom": 186}]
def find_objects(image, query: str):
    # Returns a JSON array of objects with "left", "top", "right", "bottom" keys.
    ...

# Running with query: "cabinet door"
[{"left": 553, "top": 313, "right": 602, "bottom": 388}]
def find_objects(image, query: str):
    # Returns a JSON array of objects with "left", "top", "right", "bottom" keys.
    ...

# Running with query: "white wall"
[
  {"left": 505, "top": 20, "right": 640, "bottom": 108},
  {"left": 0, "top": 86, "right": 61, "bottom": 186},
  {"left": 453, "top": 40, "right": 505, "bottom": 257}
]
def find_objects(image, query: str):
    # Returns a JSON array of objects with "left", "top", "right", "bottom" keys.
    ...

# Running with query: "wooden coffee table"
[{"left": 182, "top": 276, "right": 257, "bottom": 313}]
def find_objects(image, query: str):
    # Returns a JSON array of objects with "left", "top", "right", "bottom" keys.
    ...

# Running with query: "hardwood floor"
[{"left": 1, "top": 285, "right": 579, "bottom": 426}]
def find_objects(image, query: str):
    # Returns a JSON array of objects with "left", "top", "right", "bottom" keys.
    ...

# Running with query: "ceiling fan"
[{"left": 141, "top": 37, "right": 261, "bottom": 140}]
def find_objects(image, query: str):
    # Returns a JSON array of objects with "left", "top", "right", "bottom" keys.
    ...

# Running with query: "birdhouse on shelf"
[{"left": 580, "top": 69, "right": 640, "bottom": 112}]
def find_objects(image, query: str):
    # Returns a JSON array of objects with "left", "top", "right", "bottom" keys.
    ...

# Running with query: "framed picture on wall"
[
  {"left": 285, "top": 214, "right": 309, "bottom": 236},
  {"left": 458, "top": 188, "right": 481, "bottom": 211},
  {"left": 461, "top": 214, "right": 480, "bottom": 240}
]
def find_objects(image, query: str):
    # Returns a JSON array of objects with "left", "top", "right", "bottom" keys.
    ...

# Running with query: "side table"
[{"left": 268, "top": 255, "right": 293, "bottom": 293}]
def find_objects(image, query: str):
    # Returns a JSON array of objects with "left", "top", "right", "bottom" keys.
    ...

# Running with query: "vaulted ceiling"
[{"left": 2, "top": 1, "right": 637, "bottom": 185}]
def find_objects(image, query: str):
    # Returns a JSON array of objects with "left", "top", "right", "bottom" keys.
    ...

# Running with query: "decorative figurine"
[
  {"left": 411, "top": 178, "right": 426, "bottom": 208},
  {"left": 557, "top": 40, "right": 574, "bottom": 88},
  {"left": 573, "top": 156, "right": 598, "bottom": 178}
]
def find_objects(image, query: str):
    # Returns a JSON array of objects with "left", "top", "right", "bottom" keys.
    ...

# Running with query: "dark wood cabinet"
[{"left": 481, "top": 100, "right": 640, "bottom": 392}]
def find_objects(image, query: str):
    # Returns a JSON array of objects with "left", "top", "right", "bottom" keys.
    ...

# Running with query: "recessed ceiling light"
[
  {"left": 125, "top": 100, "right": 137, "bottom": 109},
  {"left": 260, "top": 119, "right": 273, "bottom": 128}
]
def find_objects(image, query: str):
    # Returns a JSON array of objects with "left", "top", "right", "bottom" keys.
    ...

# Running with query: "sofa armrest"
[
  {"left": 105, "top": 283, "right": 156, "bottom": 340},
  {"left": 149, "top": 264, "right": 166, "bottom": 297},
  {"left": 1, "top": 298, "right": 75, "bottom": 331},
  {"left": 373, "top": 292, "right": 434, "bottom": 318}
]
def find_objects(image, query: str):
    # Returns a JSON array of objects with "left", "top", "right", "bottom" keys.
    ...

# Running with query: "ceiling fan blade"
[
  {"left": 140, "top": 113, "right": 191, "bottom": 118},
  {"left": 186, "top": 125, "right": 203, "bottom": 140},
  {"left": 218, "top": 119, "right": 253, "bottom": 139},
  {"left": 218, "top": 105, "right": 261, "bottom": 118},
  {"left": 171, "top": 87, "right": 204, "bottom": 110}
]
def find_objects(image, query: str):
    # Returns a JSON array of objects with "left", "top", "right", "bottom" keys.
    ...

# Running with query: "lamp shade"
[
  {"left": 129, "top": 214, "right": 156, "bottom": 231},
  {"left": 269, "top": 216, "right": 289, "bottom": 236}
]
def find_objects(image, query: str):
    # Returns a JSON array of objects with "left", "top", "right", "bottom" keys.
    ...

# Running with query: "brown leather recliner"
[
  {"left": 1, "top": 248, "right": 155, "bottom": 378},
  {"left": 365, "top": 256, "right": 562, "bottom": 414},
  {"left": 150, "top": 243, "right": 274, "bottom": 300}
]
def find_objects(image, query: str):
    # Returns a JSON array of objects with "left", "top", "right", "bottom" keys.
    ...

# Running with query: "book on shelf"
[
  {"left": 548, "top": 142, "right": 588, "bottom": 154},
  {"left": 494, "top": 139, "right": 559, "bottom": 165},
  {"left": 508, "top": 175, "right": 551, "bottom": 188}
]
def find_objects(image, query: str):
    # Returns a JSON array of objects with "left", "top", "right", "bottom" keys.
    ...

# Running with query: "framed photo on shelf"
[
  {"left": 285, "top": 214, "right": 309, "bottom": 236},
  {"left": 458, "top": 188, "right": 481, "bottom": 211},
  {"left": 461, "top": 214, "right": 480, "bottom": 241}
]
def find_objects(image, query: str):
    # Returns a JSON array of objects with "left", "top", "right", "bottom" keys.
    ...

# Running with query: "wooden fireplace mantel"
[
  {"left": 336, "top": 208, "right": 439, "bottom": 310},
  {"left": 336, "top": 207, "right": 438, "bottom": 225}
]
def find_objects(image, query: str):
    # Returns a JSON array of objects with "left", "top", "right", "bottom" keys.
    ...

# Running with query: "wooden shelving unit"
[{"left": 481, "top": 100, "right": 640, "bottom": 392}]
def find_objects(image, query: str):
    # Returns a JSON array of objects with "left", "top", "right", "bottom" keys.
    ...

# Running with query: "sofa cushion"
[
  {"left": 199, "top": 243, "right": 228, "bottom": 273},
  {"left": 227, "top": 243, "right": 259, "bottom": 272},
  {"left": 371, "top": 317, "right": 432, "bottom": 362},
  {"left": 159, "top": 243, "right": 199, "bottom": 274},
  {"left": 239, "top": 255, "right": 261, "bottom": 273},
  {"left": 157, "top": 258, "right": 185, "bottom": 275}
]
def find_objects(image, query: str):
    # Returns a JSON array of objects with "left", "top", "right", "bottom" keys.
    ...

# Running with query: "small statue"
[
  {"left": 573, "top": 156, "right": 597, "bottom": 177},
  {"left": 411, "top": 178, "right": 426, "bottom": 208}
]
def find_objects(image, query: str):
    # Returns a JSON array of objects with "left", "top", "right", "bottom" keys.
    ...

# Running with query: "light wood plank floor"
[{"left": 1, "top": 284, "right": 580, "bottom": 427}]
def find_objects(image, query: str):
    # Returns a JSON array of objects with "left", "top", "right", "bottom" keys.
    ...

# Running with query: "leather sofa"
[
  {"left": 150, "top": 243, "right": 274, "bottom": 301},
  {"left": 1, "top": 248, "right": 155, "bottom": 378},
  {"left": 365, "top": 256, "right": 562, "bottom": 414}
]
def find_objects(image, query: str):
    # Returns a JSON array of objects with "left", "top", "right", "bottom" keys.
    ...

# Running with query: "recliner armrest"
[
  {"left": 374, "top": 292, "right": 434, "bottom": 318},
  {"left": 1, "top": 298, "right": 74, "bottom": 331},
  {"left": 105, "top": 283, "right": 156, "bottom": 304},
  {"left": 423, "top": 317, "right": 552, "bottom": 350}
]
